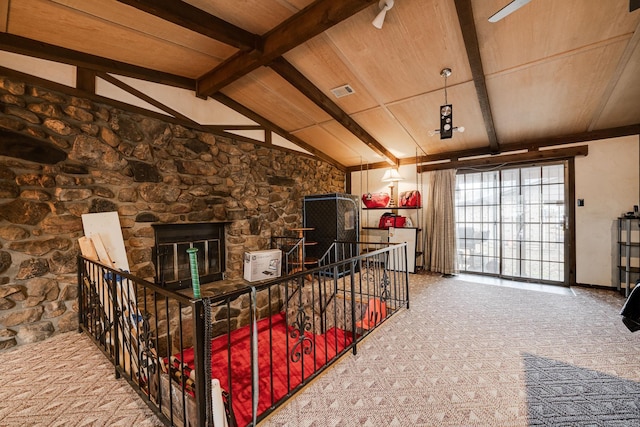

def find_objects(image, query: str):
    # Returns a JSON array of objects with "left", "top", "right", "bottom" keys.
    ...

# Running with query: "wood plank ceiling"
[{"left": 0, "top": 0, "right": 639, "bottom": 171}]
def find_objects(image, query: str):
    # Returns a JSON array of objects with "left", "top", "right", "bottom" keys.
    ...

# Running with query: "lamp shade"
[{"left": 382, "top": 168, "right": 403, "bottom": 182}]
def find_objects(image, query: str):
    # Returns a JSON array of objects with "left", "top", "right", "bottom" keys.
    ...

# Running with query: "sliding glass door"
[{"left": 455, "top": 163, "right": 567, "bottom": 284}]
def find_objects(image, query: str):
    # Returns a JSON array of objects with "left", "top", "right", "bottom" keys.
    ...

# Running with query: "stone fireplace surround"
[{"left": 0, "top": 74, "right": 345, "bottom": 350}]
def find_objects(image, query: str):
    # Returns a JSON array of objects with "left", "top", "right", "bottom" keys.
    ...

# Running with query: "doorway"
[{"left": 455, "top": 162, "right": 568, "bottom": 284}]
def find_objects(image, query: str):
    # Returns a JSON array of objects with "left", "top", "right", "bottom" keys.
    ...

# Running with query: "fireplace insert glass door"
[
  {"left": 153, "top": 223, "right": 226, "bottom": 290},
  {"left": 159, "top": 240, "right": 221, "bottom": 284}
]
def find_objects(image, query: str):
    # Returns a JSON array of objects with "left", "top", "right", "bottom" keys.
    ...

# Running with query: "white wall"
[{"left": 575, "top": 135, "right": 640, "bottom": 287}]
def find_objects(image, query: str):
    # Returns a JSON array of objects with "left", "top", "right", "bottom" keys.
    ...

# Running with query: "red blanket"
[{"left": 176, "top": 312, "right": 352, "bottom": 426}]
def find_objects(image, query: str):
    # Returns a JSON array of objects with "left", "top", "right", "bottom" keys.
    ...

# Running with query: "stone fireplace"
[
  {"left": 0, "top": 73, "right": 345, "bottom": 350},
  {"left": 152, "top": 223, "right": 228, "bottom": 290}
]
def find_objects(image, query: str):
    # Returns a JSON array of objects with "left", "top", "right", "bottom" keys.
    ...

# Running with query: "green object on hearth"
[{"left": 186, "top": 247, "right": 201, "bottom": 299}]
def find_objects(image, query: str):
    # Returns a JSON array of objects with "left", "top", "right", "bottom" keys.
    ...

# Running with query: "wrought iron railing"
[{"left": 78, "top": 240, "right": 410, "bottom": 427}]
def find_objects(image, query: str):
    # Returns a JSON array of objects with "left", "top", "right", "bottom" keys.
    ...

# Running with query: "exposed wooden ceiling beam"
[
  {"left": 497, "top": 124, "right": 640, "bottom": 153},
  {"left": 418, "top": 145, "right": 588, "bottom": 172},
  {"left": 453, "top": 0, "right": 500, "bottom": 153},
  {"left": 0, "top": 33, "right": 194, "bottom": 89},
  {"left": 212, "top": 92, "right": 347, "bottom": 171},
  {"left": 270, "top": 57, "right": 397, "bottom": 166},
  {"left": 346, "top": 124, "right": 640, "bottom": 172},
  {"left": 447, "top": 124, "right": 637, "bottom": 161},
  {"left": 196, "top": 0, "right": 377, "bottom": 97},
  {"left": 115, "top": 0, "right": 259, "bottom": 52},
  {"left": 76, "top": 68, "right": 96, "bottom": 94},
  {"left": 419, "top": 124, "right": 640, "bottom": 164}
]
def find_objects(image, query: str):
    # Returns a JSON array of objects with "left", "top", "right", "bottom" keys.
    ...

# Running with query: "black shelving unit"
[{"left": 618, "top": 217, "right": 640, "bottom": 297}]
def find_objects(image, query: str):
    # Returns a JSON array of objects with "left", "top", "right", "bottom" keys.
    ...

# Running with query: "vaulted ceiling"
[{"left": 1, "top": 0, "right": 639, "bottom": 172}]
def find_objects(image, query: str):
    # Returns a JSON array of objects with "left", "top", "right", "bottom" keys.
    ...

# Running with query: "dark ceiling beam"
[
  {"left": 453, "top": 0, "right": 500, "bottom": 153},
  {"left": 0, "top": 33, "right": 194, "bottom": 90},
  {"left": 212, "top": 92, "right": 347, "bottom": 171},
  {"left": 418, "top": 145, "right": 588, "bottom": 173},
  {"left": 76, "top": 68, "right": 96, "bottom": 94},
  {"left": 434, "top": 123, "right": 640, "bottom": 163},
  {"left": 115, "top": 0, "right": 259, "bottom": 52},
  {"left": 345, "top": 124, "right": 640, "bottom": 172},
  {"left": 490, "top": 124, "right": 640, "bottom": 154},
  {"left": 196, "top": 0, "right": 377, "bottom": 97},
  {"left": 270, "top": 57, "right": 397, "bottom": 166}
]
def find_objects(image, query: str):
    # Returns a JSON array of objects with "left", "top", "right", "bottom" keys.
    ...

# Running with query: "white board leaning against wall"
[{"left": 80, "top": 211, "right": 130, "bottom": 272}]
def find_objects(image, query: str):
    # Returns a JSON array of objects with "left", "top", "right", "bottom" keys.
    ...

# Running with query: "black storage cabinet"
[{"left": 303, "top": 193, "right": 359, "bottom": 265}]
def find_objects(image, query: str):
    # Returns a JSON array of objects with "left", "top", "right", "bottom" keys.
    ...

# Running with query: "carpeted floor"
[
  {"left": 1, "top": 272, "right": 639, "bottom": 426},
  {"left": 0, "top": 330, "right": 164, "bottom": 427}
]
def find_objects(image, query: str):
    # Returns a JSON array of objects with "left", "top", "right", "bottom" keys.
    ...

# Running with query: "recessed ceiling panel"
[
  {"left": 325, "top": 0, "right": 472, "bottom": 104},
  {"left": 9, "top": 0, "right": 226, "bottom": 78},
  {"left": 487, "top": 40, "right": 628, "bottom": 144},
  {"left": 387, "top": 81, "right": 489, "bottom": 155},
  {"left": 284, "top": 35, "right": 380, "bottom": 115},
  {"left": 52, "top": 0, "right": 236, "bottom": 60},
  {"left": 352, "top": 108, "right": 421, "bottom": 159},
  {"left": 185, "top": 0, "right": 312, "bottom": 34},
  {"left": 593, "top": 35, "right": 640, "bottom": 130},
  {"left": 474, "top": 0, "right": 640, "bottom": 75},
  {"left": 222, "top": 67, "right": 332, "bottom": 132},
  {"left": 293, "top": 125, "right": 383, "bottom": 166}
]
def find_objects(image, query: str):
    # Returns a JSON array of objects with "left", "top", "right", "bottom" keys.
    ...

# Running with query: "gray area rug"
[
  {"left": 1, "top": 272, "right": 639, "bottom": 426},
  {"left": 525, "top": 353, "right": 640, "bottom": 426}
]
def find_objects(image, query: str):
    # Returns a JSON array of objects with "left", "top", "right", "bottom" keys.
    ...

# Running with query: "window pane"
[
  {"left": 543, "top": 164, "right": 564, "bottom": 184},
  {"left": 521, "top": 167, "right": 541, "bottom": 186},
  {"left": 502, "top": 169, "right": 519, "bottom": 187}
]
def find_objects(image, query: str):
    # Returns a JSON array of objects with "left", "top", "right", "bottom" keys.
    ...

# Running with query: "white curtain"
[{"left": 425, "top": 169, "right": 457, "bottom": 275}]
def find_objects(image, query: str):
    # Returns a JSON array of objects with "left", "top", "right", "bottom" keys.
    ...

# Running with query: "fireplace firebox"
[{"left": 152, "top": 222, "right": 227, "bottom": 290}]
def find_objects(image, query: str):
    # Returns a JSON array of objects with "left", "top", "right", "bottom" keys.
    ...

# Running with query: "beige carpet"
[
  {"left": 1, "top": 272, "right": 639, "bottom": 427},
  {"left": 0, "top": 331, "right": 164, "bottom": 427},
  {"left": 261, "top": 273, "right": 640, "bottom": 426}
]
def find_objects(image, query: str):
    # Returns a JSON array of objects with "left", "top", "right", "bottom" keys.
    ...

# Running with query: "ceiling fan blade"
[
  {"left": 631, "top": 0, "right": 640, "bottom": 12},
  {"left": 488, "top": 0, "right": 532, "bottom": 23}
]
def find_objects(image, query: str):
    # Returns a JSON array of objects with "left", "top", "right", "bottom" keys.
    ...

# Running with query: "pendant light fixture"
[
  {"left": 373, "top": 0, "right": 395, "bottom": 29},
  {"left": 430, "top": 68, "right": 465, "bottom": 139}
]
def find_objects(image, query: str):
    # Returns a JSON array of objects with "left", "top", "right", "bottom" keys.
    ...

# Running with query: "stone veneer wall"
[{"left": 0, "top": 75, "right": 345, "bottom": 350}]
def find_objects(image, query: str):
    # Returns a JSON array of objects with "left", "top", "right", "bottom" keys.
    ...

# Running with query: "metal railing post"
[
  {"left": 77, "top": 257, "right": 84, "bottom": 333},
  {"left": 110, "top": 268, "right": 121, "bottom": 379},
  {"left": 192, "top": 299, "right": 209, "bottom": 427},
  {"left": 403, "top": 243, "right": 410, "bottom": 309},
  {"left": 350, "top": 260, "right": 357, "bottom": 355}
]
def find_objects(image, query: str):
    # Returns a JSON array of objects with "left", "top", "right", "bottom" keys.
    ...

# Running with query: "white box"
[{"left": 243, "top": 249, "right": 282, "bottom": 282}]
